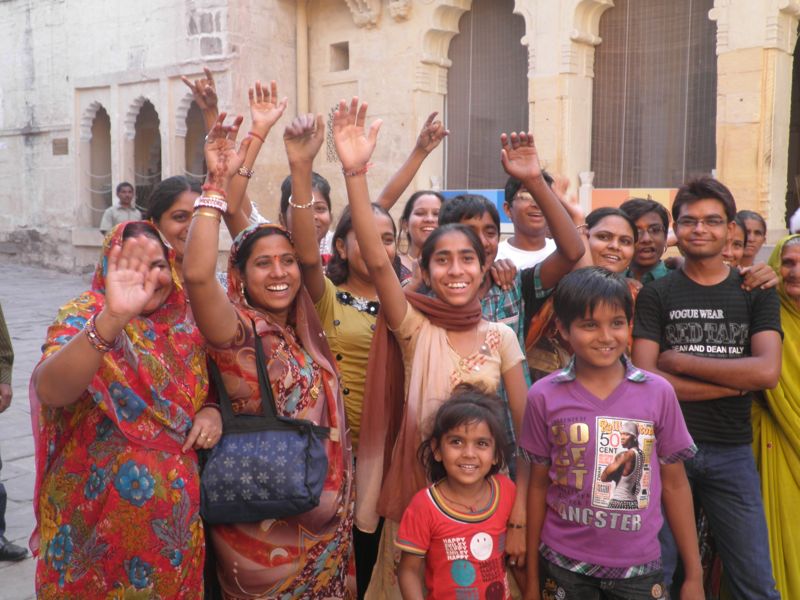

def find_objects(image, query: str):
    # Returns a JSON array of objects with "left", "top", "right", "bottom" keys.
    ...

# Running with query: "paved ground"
[{"left": 0, "top": 262, "right": 88, "bottom": 600}]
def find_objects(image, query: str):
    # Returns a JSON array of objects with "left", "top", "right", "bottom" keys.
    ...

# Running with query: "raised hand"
[
  {"left": 249, "top": 80, "right": 288, "bottom": 135},
  {"left": 181, "top": 67, "right": 218, "bottom": 112},
  {"left": 284, "top": 113, "right": 325, "bottom": 166},
  {"left": 204, "top": 113, "right": 252, "bottom": 211},
  {"left": 332, "top": 97, "right": 382, "bottom": 171},
  {"left": 415, "top": 111, "right": 449, "bottom": 154},
  {"left": 500, "top": 131, "right": 543, "bottom": 182},
  {"left": 104, "top": 237, "right": 171, "bottom": 323}
]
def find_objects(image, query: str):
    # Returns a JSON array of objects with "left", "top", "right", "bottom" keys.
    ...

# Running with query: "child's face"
[
  {"left": 433, "top": 420, "right": 497, "bottom": 489},
  {"left": 458, "top": 213, "right": 500, "bottom": 265},
  {"left": 423, "top": 231, "right": 485, "bottom": 306},
  {"left": 558, "top": 302, "right": 629, "bottom": 371}
]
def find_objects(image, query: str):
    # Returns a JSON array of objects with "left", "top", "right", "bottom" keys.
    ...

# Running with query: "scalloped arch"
[
  {"left": 79, "top": 101, "right": 108, "bottom": 142},
  {"left": 124, "top": 95, "right": 157, "bottom": 141},
  {"left": 175, "top": 94, "right": 195, "bottom": 138}
]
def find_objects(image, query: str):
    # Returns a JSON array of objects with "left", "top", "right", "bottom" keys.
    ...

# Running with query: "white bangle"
[{"left": 288, "top": 194, "right": 314, "bottom": 209}]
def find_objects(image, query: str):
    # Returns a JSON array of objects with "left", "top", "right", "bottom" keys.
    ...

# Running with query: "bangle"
[
  {"left": 200, "top": 402, "right": 221, "bottom": 413},
  {"left": 288, "top": 194, "right": 315, "bottom": 209},
  {"left": 194, "top": 196, "right": 228, "bottom": 212},
  {"left": 342, "top": 163, "right": 371, "bottom": 177},
  {"left": 237, "top": 166, "right": 255, "bottom": 179},
  {"left": 507, "top": 522, "right": 526, "bottom": 529},
  {"left": 84, "top": 314, "right": 117, "bottom": 353},
  {"left": 576, "top": 223, "right": 588, "bottom": 232},
  {"left": 193, "top": 208, "right": 222, "bottom": 222},
  {"left": 248, "top": 130, "right": 266, "bottom": 143},
  {"left": 201, "top": 184, "right": 227, "bottom": 197}
]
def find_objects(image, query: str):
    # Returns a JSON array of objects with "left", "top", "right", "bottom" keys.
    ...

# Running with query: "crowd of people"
[{"left": 21, "top": 68, "right": 799, "bottom": 600}]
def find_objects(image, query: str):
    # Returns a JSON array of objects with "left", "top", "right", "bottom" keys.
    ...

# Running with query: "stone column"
[{"left": 711, "top": 0, "right": 800, "bottom": 238}]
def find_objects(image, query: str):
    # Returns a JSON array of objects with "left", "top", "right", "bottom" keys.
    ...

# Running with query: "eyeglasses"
[
  {"left": 636, "top": 225, "right": 665, "bottom": 237},
  {"left": 675, "top": 216, "right": 726, "bottom": 229},
  {"left": 512, "top": 194, "right": 537, "bottom": 206}
]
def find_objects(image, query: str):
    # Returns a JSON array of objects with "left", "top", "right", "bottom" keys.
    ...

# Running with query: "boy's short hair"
[
  {"left": 619, "top": 198, "right": 669, "bottom": 230},
  {"left": 438, "top": 194, "right": 500, "bottom": 228},
  {"left": 553, "top": 267, "right": 633, "bottom": 330},
  {"left": 503, "top": 170, "right": 554, "bottom": 205},
  {"left": 672, "top": 177, "right": 737, "bottom": 223}
]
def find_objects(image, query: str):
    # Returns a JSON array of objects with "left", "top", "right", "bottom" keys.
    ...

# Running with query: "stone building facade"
[{"left": 1, "top": 0, "right": 798, "bottom": 270}]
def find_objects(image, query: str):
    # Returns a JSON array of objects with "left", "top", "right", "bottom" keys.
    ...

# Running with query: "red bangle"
[
  {"left": 248, "top": 130, "right": 266, "bottom": 143},
  {"left": 342, "top": 163, "right": 371, "bottom": 177},
  {"left": 201, "top": 184, "right": 227, "bottom": 197}
]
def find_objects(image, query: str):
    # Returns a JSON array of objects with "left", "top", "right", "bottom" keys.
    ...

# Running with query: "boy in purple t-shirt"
[{"left": 519, "top": 268, "right": 703, "bottom": 600}]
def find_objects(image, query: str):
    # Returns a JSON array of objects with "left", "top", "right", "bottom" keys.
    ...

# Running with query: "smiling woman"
[{"left": 144, "top": 175, "right": 202, "bottom": 265}]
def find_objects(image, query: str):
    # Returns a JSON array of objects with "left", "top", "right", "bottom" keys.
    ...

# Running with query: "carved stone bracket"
[
  {"left": 175, "top": 94, "right": 194, "bottom": 138},
  {"left": 567, "top": 0, "right": 614, "bottom": 76},
  {"left": 344, "top": 0, "right": 381, "bottom": 28},
  {"left": 767, "top": 0, "right": 800, "bottom": 53},
  {"left": 389, "top": 0, "right": 412, "bottom": 21}
]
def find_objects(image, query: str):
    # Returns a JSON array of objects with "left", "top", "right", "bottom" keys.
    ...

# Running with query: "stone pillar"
[{"left": 711, "top": 0, "right": 800, "bottom": 238}]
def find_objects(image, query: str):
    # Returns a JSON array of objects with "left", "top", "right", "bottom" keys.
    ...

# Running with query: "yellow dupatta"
[{"left": 755, "top": 235, "right": 800, "bottom": 599}]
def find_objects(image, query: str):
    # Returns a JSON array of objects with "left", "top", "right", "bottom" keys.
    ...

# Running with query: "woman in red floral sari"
[{"left": 31, "top": 222, "right": 218, "bottom": 598}]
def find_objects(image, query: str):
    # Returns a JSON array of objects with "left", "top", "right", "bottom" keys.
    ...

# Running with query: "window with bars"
[
  {"left": 591, "top": 0, "right": 717, "bottom": 188},
  {"left": 445, "top": 0, "right": 528, "bottom": 189}
]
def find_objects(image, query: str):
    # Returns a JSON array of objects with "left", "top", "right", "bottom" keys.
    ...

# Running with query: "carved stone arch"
[
  {"left": 175, "top": 93, "right": 195, "bottom": 138},
  {"left": 124, "top": 95, "right": 155, "bottom": 141},
  {"left": 566, "top": 0, "right": 615, "bottom": 76},
  {"left": 512, "top": 0, "right": 536, "bottom": 76},
  {"left": 80, "top": 101, "right": 107, "bottom": 141}
]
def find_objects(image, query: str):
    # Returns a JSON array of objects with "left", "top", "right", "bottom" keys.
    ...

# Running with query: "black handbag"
[{"left": 200, "top": 320, "right": 330, "bottom": 524}]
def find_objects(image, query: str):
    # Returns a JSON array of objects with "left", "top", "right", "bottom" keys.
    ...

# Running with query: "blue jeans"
[
  {"left": 539, "top": 559, "right": 666, "bottom": 600},
  {"left": 659, "top": 442, "right": 780, "bottom": 599}
]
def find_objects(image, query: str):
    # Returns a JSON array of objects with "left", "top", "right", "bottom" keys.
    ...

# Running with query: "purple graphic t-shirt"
[{"left": 519, "top": 361, "right": 694, "bottom": 569}]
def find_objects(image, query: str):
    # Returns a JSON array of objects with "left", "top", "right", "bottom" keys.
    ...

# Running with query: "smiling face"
[
  {"left": 433, "top": 419, "right": 497, "bottom": 490},
  {"left": 240, "top": 234, "right": 302, "bottom": 325},
  {"left": 503, "top": 190, "right": 546, "bottom": 238},
  {"left": 423, "top": 230, "right": 485, "bottom": 306},
  {"left": 283, "top": 189, "right": 332, "bottom": 244},
  {"left": 458, "top": 213, "right": 500, "bottom": 266},
  {"left": 588, "top": 216, "right": 635, "bottom": 273},
  {"left": 632, "top": 211, "right": 667, "bottom": 270},
  {"left": 780, "top": 242, "right": 800, "bottom": 304},
  {"left": 673, "top": 199, "right": 731, "bottom": 260},
  {"left": 722, "top": 222, "right": 746, "bottom": 267},
  {"left": 558, "top": 301, "right": 629, "bottom": 372},
  {"left": 337, "top": 212, "right": 397, "bottom": 283},
  {"left": 404, "top": 194, "right": 442, "bottom": 251},
  {"left": 742, "top": 217, "right": 766, "bottom": 259},
  {"left": 154, "top": 189, "right": 197, "bottom": 260}
]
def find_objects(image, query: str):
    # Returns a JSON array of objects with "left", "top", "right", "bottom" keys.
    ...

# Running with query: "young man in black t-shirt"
[{"left": 632, "top": 177, "right": 782, "bottom": 599}]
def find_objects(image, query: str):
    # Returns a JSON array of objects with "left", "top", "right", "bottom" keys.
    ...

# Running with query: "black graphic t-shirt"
[{"left": 633, "top": 268, "right": 781, "bottom": 444}]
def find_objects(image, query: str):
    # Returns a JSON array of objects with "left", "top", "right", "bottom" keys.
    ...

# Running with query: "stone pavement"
[{"left": 0, "top": 261, "right": 88, "bottom": 600}]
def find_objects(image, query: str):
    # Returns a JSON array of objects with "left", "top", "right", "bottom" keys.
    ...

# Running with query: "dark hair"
[
  {"left": 326, "top": 203, "right": 400, "bottom": 285},
  {"left": 116, "top": 181, "right": 134, "bottom": 194},
  {"left": 503, "top": 171, "right": 554, "bottom": 205},
  {"left": 553, "top": 266, "right": 633, "bottom": 330},
  {"left": 399, "top": 190, "right": 445, "bottom": 248},
  {"left": 586, "top": 207, "right": 638, "bottom": 243},
  {"left": 619, "top": 198, "right": 669, "bottom": 230},
  {"left": 731, "top": 216, "right": 749, "bottom": 246},
  {"left": 438, "top": 194, "right": 500, "bottom": 229},
  {"left": 736, "top": 210, "right": 766, "bottom": 234},
  {"left": 419, "top": 223, "right": 486, "bottom": 271},
  {"left": 121, "top": 221, "right": 168, "bottom": 256},
  {"left": 672, "top": 177, "right": 737, "bottom": 223},
  {"left": 233, "top": 226, "right": 294, "bottom": 274},
  {"left": 144, "top": 176, "right": 201, "bottom": 222},
  {"left": 418, "top": 384, "right": 510, "bottom": 483},
  {"left": 279, "top": 172, "right": 332, "bottom": 219}
]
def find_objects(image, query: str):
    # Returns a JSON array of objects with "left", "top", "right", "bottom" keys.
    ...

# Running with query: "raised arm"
[
  {"left": 631, "top": 338, "right": 741, "bottom": 401},
  {"left": 375, "top": 111, "right": 448, "bottom": 210},
  {"left": 181, "top": 67, "right": 219, "bottom": 132},
  {"left": 656, "top": 330, "right": 782, "bottom": 391},
  {"left": 500, "top": 132, "right": 585, "bottom": 289},
  {"left": 183, "top": 113, "right": 251, "bottom": 346},
  {"left": 34, "top": 238, "right": 169, "bottom": 407},
  {"left": 333, "top": 98, "right": 407, "bottom": 329},
  {"left": 284, "top": 113, "right": 327, "bottom": 303},
  {"left": 225, "top": 80, "right": 288, "bottom": 237}
]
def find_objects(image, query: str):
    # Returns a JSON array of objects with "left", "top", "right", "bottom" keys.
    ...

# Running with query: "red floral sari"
[{"left": 30, "top": 223, "right": 209, "bottom": 599}]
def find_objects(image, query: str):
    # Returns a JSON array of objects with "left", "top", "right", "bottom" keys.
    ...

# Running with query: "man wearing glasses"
[{"left": 631, "top": 177, "right": 782, "bottom": 599}]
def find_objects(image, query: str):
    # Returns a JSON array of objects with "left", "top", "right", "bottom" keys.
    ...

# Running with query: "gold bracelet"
[{"left": 193, "top": 208, "right": 222, "bottom": 221}]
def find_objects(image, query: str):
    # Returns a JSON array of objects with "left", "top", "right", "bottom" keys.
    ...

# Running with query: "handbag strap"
[{"left": 251, "top": 319, "right": 280, "bottom": 420}]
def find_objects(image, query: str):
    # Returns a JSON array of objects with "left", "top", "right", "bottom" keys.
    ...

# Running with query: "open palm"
[
  {"left": 500, "top": 131, "right": 543, "bottom": 181},
  {"left": 250, "top": 80, "right": 288, "bottom": 132},
  {"left": 332, "top": 97, "right": 382, "bottom": 171},
  {"left": 204, "top": 113, "right": 251, "bottom": 182},
  {"left": 284, "top": 113, "right": 325, "bottom": 165},
  {"left": 104, "top": 237, "right": 169, "bottom": 320}
]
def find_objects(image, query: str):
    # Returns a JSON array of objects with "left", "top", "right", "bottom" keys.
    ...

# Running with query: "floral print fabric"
[{"left": 31, "top": 223, "right": 209, "bottom": 598}]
